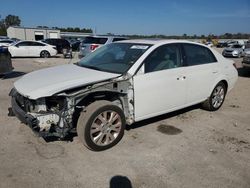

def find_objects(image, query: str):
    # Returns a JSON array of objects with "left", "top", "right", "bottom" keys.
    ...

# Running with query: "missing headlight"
[{"left": 46, "top": 97, "right": 66, "bottom": 112}]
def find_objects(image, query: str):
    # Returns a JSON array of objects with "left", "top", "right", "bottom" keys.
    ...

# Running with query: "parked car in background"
[
  {"left": 42, "top": 38, "right": 71, "bottom": 54},
  {"left": 8, "top": 41, "right": 57, "bottom": 58},
  {"left": 242, "top": 43, "right": 250, "bottom": 68},
  {"left": 10, "top": 40, "right": 238, "bottom": 151},
  {"left": 0, "top": 39, "right": 15, "bottom": 47},
  {"left": 216, "top": 41, "right": 228, "bottom": 48},
  {"left": 205, "top": 41, "right": 213, "bottom": 47},
  {"left": 0, "top": 47, "right": 13, "bottom": 75},
  {"left": 78, "top": 35, "right": 127, "bottom": 58},
  {"left": 222, "top": 44, "right": 244, "bottom": 57}
]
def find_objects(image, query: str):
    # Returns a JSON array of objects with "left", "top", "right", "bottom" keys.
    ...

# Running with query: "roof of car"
[
  {"left": 87, "top": 35, "right": 126, "bottom": 39},
  {"left": 116, "top": 39, "right": 203, "bottom": 46}
]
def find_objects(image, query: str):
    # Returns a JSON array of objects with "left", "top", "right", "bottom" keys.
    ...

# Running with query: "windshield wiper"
[{"left": 80, "top": 64, "right": 103, "bottom": 71}]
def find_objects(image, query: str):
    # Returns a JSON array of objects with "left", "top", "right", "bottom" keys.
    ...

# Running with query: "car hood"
[{"left": 14, "top": 64, "right": 120, "bottom": 99}]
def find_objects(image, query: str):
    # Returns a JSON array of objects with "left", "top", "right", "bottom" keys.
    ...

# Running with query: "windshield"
[{"left": 78, "top": 43, "right": 151, "bottom": 74}]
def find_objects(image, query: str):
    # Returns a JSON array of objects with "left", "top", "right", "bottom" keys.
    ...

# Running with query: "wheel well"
[
  {"left": 220, "top": 80, "right": 228, "bottom": 92},
  {"left": 72, "top": 91, "right": 125, "bottom": 128},
  {"left": 77, "top": 91, "right": 123, "bottom": 107}
]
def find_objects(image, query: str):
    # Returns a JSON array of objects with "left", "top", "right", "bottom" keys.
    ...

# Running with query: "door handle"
[{"left": 212, "top": 71, "right": 218, "bottom": 74}]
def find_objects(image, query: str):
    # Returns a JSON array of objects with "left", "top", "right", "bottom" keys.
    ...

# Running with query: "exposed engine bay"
[{"left": 9, "top": 77, "right": 134, "bottom": 138}]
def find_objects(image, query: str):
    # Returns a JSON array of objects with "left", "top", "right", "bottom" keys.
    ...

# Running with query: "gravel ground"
[{"left": 0, "top": 49, "right": 250, "bottom": 188}]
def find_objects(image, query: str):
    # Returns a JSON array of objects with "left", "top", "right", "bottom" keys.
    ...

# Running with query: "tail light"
[{"left": 90, "top": 44, "right": 99, "bottom": 51}]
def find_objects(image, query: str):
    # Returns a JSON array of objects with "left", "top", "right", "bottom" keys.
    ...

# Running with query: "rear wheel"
[
  {"left": 40, "top": 50, "right": 50, "bottom": 58},
  {"left": 77, "top": 100, "right": 125, "bottom": 151},
  {"left": 202, "top": 82, "right": 227, "bottom": 111}
]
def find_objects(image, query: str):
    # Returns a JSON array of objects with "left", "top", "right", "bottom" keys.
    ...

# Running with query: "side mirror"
[{"left": 15, "top": 45, "right": 19, "bottom": 48}]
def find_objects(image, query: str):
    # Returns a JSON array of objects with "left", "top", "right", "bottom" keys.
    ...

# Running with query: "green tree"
[
  {"left": 4, "top": 14, "right": 21, "bottom": 28},
  {"left": 0, "top": 14, "right": 21, "bottom": 36}
]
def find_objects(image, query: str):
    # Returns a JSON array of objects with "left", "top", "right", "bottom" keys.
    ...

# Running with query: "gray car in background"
[
  {"left": 78, "top": 36, "right": 127, "bottom": 58},
  {"left": 222, "top": 44, "right": 244, "bottom": 58}
]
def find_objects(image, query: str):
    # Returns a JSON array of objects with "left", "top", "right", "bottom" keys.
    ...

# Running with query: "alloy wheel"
[
  {"left": 90, "top": 110, "right": 122, "bottom": 146},
  {"left": 211, "top": 85, "right": 225, "bottom": 108}
]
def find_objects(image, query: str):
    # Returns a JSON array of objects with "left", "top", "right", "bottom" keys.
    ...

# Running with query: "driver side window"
[{"left": 144, "top": 44, "right": 182, "bottom": 73}]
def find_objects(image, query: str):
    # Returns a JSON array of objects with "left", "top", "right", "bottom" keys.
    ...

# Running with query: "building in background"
[
  {"left": 7, "top": 26, "right": 92, "bottom": 41},
  {"left": 7, "top": 26, "right": 60, "bottom": 41}
]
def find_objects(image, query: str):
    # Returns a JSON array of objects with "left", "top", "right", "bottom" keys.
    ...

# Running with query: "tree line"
[
  {"left": 36, "top": 26, "right": 93, "bottom": 33},
  {"left": 119, "top": 33, "right": 250, "bottom": 40},
  {"left": 0, "top": 14, "right": 92, "bottom": 36}
]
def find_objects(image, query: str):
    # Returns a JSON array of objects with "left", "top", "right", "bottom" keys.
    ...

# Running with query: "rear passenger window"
[
  {"left": 31, "top": 42, "right": 45, "bottom": 46},
  {"left": 183, "top": 44, "right": 217, "bottom": 66}
]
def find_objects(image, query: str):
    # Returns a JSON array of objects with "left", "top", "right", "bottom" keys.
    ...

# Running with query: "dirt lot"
[{"left": 0, "top": 49, "right": 250, "bottom": 188}]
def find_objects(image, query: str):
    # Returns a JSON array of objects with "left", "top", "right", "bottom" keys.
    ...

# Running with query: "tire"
[
  {"left": 40, "top": 50, "right": 50, "bottom": 58},
  {"left": 77, "top": 100, "right": 126, "bottom": 151},
  {"left": 202, "top": 82, "right": 227, "bottom": 111}
]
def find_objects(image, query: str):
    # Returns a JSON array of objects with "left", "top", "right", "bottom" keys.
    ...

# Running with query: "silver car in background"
[
  {"left": 78, "top": 36, "right": 127, "bottom": 58},
  {"left": 222, "top": 44, "right": 244, "bottom": 58},
  {"left": 242, "top": 43, "right": 250, "bottom": 68}
]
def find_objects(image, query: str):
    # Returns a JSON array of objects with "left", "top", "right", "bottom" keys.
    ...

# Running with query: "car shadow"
[
  {"left": 126, "top": 104, "right": 200, "bottom": 131},
  {"left": 1, "top": 71, "right": 26, "bottom": 79},
  {"left": 237, "top": 68, "right": 250, "bottom": 78}
]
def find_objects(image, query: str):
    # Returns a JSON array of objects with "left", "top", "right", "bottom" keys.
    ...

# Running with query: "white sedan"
[
  {"left": 10, "top": 39, "right": 238, "bottom": 151},
  {"left": 8, "top": 41, "right": 57, "bottom": 58}
]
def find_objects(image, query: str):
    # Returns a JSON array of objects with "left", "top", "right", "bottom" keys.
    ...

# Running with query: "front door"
[
  {"left": 12, "top": 42, "right": 31, "bottom": 57},
  {"left": 133, "top": 44, "right": 187, "bottom": 121}
]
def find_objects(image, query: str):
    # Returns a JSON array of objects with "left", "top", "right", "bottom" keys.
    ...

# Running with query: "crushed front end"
[{"left": 9, "top": 88, "right": 74, "bottom": 138}]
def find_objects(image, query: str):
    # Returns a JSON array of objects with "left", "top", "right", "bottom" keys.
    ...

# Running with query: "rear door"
[
  {"left": 181, "top": 43, "right": 219, "bottom": 104},
  {"left": 29, "top": 42, "right": 45, "bottom": 56}
]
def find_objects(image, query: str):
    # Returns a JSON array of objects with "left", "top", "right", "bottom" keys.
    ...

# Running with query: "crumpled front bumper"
[
  {"left": 9, "top": 88, "right": 68, "bottom": 138},
  {"left": 10, "top": 88, "right": 39, "bottom": 130}
]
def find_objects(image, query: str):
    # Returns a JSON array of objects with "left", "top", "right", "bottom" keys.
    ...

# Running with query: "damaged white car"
[{"left": 10, "top": 40, "right": 238, "bottom": 151}]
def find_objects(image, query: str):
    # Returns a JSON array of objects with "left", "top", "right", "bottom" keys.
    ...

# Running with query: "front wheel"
[
  {"left": 202, "top": 82, "right": 227, "bottom": 111},
  {"left": 77, "top": 100, "right": 126, "bottom": 151}
]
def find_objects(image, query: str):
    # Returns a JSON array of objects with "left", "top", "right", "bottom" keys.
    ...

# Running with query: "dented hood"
[{"left": 14, "top": 64, "right": 120, "bottom": 99}]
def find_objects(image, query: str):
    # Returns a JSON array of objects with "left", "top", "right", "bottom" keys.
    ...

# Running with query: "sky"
[{"left": 0, "top": 0, "right": 250, "bottom": 36}]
